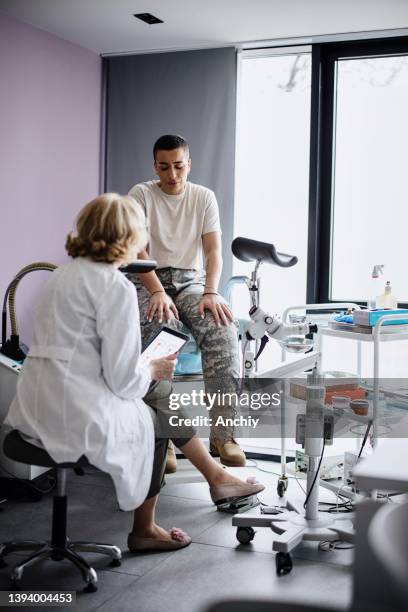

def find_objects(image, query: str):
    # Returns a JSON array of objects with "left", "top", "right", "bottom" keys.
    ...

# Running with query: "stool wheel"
[
  {"left": 276, "top": 551, "right": 293, "bottom": 575},
  {"left": 109, "top": 558, "right": 121, "bottom": 567},
  {"left": 83, "top": 582, "right": 98, "bottom": 593},
  {"left": 236, "top": 527, "right": 255, "bottom": 544},
  {"left": 0, "top": 559, "right": 7, "bottom": 569}
]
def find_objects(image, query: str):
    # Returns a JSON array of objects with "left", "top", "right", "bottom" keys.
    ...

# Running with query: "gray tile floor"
[{"left": 0, "top": 459, "right": 353, "bottom": 612}]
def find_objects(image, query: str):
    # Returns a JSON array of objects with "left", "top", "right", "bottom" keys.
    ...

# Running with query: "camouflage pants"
[{"left": 132, "top": 268, "right": 240, "bottom": 440}]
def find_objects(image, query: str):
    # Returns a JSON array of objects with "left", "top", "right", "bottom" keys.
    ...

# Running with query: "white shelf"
[{"left": 319, "top": 325, "right": 408, "bottom": 343}]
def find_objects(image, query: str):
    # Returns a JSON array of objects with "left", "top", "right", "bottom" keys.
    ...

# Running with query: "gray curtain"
[{"left": 104, "top": 47, "right": 237, "bottom": 289}]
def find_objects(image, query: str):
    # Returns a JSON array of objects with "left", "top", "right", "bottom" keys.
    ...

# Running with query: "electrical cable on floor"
[
  {"left": 319, "top": 500, "right": 354, "bottom": 513},
  {"left": 335, "top": 483, "right": 351, "bottom": 513},
  {"left": 318, "top": 539, "right": 354, "bottom": 551},
  {"left": 245, "top": 453, "right": 358, "bottom": 512},
  {"left": 379, "top": 491, "right": 404, "bottom": 497},
  {"left": 323, "top": 420, "right": 374, "bottom": 510},
  {"left": 316, "top": 480, "right": 354, "bottom": 522},
  {"left": 246, "top": 458, "right": 301, "bottom": 480},
  {"left": 245, "top": 456, "right": 322, "bottom": 497},
  {"left": 245, "top": 450, "right": 356, "bottom": 516},
  {"left": 294, "top": 471, "right": 306, "bottom": 495},
  {"left": 244, "top": 458, "right": 282, "bottom": 477}
]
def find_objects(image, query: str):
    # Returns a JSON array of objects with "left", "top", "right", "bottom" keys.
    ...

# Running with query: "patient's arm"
[
  {"left": 202, "top": 232, "right": 222, "bottom": 292},
  {"left": 137, "top": 248, "right": 179, "bottom": 322},
  {"left": 200, "top": 232, "right": 234, "bottom": 326},
  {"left": 137, "top": 248, "right": 165, "bottom": 293}
]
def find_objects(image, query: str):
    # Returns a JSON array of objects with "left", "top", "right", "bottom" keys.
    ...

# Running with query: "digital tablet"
[{"left": 139, "top": 326, "right": 190, "bottom": 368}]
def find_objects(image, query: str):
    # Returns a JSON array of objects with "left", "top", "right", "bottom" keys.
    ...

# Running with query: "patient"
[{"left": 5, "top": 193, "right": 263, "bottom": 552}]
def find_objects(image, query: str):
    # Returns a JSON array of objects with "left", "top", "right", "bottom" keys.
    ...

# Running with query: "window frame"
[{"left": 307, "top": 36, "right": 408, "bottom": 306}]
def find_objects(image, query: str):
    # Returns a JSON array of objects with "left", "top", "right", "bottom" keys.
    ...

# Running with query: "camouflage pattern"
[
  {"left": 130, "top": 268, "right": 240, "bottom": 440},
  {"left": 144, "top": 380, "right": 197, "bottom": 444}
]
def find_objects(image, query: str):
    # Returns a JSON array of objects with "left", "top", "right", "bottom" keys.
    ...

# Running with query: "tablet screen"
[{"left": 139, "top": 327, "right": 189, "bottom": 368}]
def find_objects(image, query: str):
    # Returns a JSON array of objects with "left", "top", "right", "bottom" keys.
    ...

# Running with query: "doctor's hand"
[
  {"left": 149, "top": 354, "right": 177, "bottom": 381},
  {"left": 147, "top": 291, "right": 179, "bottom": 323},
  {"left": 198, "top": 294, "right": 234, "bottom": 327}
]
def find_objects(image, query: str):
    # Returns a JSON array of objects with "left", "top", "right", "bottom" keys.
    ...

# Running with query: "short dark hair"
[{"left": 153, "top": 134, "right": 189, "bottom": 160}]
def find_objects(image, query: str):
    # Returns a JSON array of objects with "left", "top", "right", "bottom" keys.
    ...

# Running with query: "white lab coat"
[{"left": 5, "top": 257, "right": 155, "bottom": 511}]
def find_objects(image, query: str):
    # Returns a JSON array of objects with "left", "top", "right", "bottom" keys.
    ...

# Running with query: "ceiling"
[{"left": 1, "top": 0, "right": 408, "bottom": 55}]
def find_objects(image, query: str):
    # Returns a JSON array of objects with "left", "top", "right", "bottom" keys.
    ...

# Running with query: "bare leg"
[
  {"left": 177, "top": 436, "right": 248, "bottom": 487},
  {"left": 131, "top": 495, "right": 186, "bottom": 542},
  {"left": 130, "top": 437, "right": 260, "bottom": 542}
]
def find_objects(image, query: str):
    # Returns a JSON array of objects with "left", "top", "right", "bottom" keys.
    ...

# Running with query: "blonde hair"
[{"left": 66, "top": 193, "right": 147, "bottom": 264}]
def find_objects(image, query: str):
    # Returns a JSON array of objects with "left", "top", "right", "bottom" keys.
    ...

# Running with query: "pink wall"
[{"left": 0, "top": 13, "right": 101, "bottom": 346}]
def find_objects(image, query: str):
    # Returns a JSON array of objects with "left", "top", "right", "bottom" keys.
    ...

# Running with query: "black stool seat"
[
  {"left": 3, "top": 429, "right": 89, "bottom": 469},
  {"left": 0, "top": 429, "right": 122, "bottom": 592},
  {"left": 232, "top": 237, "right": 298, "bottom": 267},
  {"left": 119, "top": 259, "right": 157, "bottom": 274}
]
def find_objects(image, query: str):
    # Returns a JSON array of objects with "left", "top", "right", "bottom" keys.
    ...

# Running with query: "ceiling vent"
[{"left": 134, "top": 13, "right": 163, "bottom": 25}]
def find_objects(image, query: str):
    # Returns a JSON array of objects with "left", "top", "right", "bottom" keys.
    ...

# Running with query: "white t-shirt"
[{"left": 128, "top": 180, "right": 221, "bottom": 270}]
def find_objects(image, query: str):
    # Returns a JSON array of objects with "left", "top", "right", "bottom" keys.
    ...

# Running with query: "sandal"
[{"left": 128, "top": 527, "right": 192, "bottom": 552}]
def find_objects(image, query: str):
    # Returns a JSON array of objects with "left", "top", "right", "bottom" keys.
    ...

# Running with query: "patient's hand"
[
  {"left": 149, "top": 354, "right": 177, "bottom": 381},
  {"left": 147, "top": 291, "right": 179, "bottom": 323},
  {"left": 198, "top": 294, "right": 234, "bottom": 326}
]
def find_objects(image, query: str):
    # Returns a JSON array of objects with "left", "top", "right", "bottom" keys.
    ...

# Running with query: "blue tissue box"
[{"left": 353, "top": 309, "right": 408, "bottom": 327}]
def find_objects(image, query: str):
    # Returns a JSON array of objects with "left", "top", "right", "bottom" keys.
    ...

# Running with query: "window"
[
  {"left": 312, "top": 39, "right": 408, "bottom": 307},
  {"left": 234, "top": 48, "right": 311, "bottom": 329},
  {"left": 234, "top": 48, "right": 312, "bottom": 455},
  {"left": 312, "top": 39, "right": 408, "bottom": 385},
  {"left": 234, "top": 39, "right": 408, "bottom": 458}
]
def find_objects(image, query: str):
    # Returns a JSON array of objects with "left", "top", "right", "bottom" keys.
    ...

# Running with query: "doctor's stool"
[{"left": 0, "top": 429, "right": 122, "bottom": 592}]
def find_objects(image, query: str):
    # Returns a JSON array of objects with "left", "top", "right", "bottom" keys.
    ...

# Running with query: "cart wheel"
[
  {"left": 236, "top": 527, "right": 255, "bottom": 544},
  {"left": 277, "top": 479, "right": 287, "bottom": 498},
  {"left": 276, "top": 551, "right": 293, "bottom": 575},
  {"left": 83, "top": 582, "right": 98, "bottom": 593}
]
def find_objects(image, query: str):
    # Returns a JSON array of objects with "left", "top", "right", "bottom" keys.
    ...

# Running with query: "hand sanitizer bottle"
[
  {"left": 367, "top": 265, "right": 384, "bottom": 310},
  {"left": 376, "top": 281, "right": 398, "bottom": 309}
]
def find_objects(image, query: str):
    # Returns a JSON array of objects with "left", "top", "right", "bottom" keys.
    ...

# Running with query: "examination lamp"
[
  {"left": 1, "top": 259, "right": 157, "bottom": 363},
  {"left": 1, "top": 263, "right": 58, "bottom": 362}
]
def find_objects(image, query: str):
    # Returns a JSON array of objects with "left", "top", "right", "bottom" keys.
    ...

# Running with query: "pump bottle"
[
  {"left": 376, "top": 281, "right": 398, "bottom": 309},
  {"left": 367, "top": 265, "right": 384, "bottom": 310}
]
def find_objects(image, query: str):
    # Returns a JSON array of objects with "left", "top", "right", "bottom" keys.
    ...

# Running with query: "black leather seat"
[
  {"left": 231, "top": 237, "right": 298, "bottom": 267},
  {"left": 0, "top": 430, "right": 122, "bottom": 592}
]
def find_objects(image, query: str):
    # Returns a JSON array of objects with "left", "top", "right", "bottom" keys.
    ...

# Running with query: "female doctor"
[{"left": 5, "top": 193, "right": 263, "bottom": 553}]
